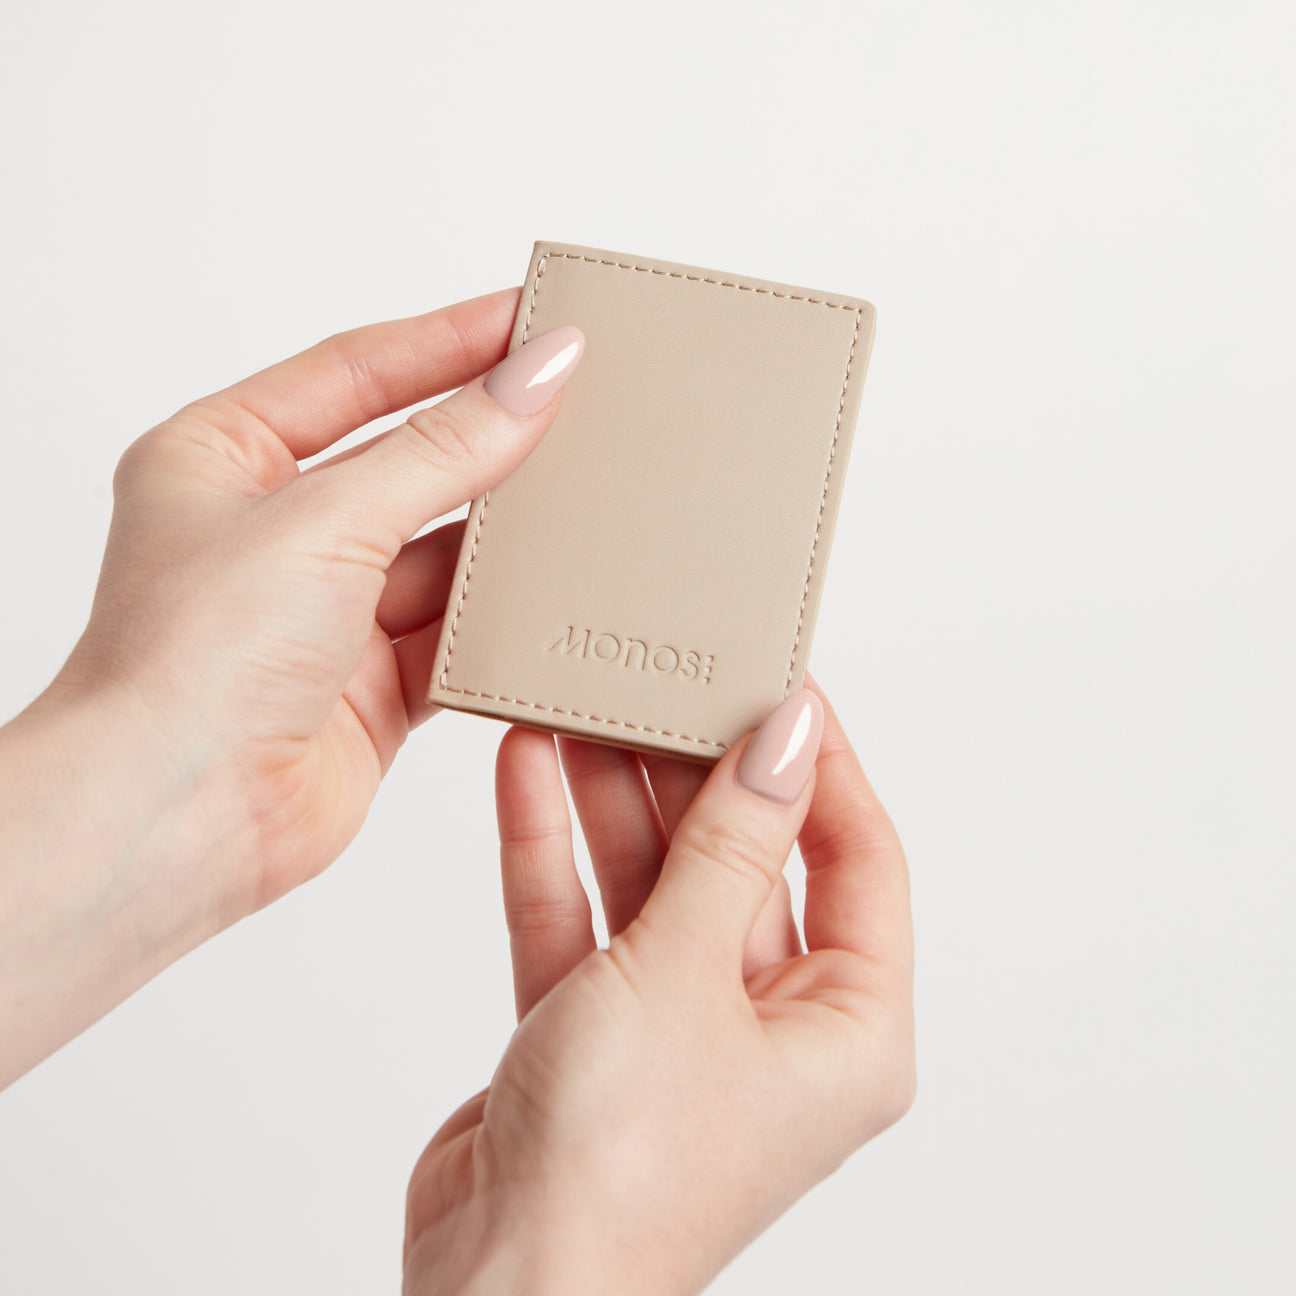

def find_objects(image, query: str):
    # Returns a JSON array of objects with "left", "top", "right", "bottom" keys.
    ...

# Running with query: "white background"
[{"left": 1, "top": 1, "right": 1292, "bottom": 1292}]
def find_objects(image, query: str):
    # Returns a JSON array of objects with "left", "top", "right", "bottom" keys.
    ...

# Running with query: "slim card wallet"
[{"left": 426, "top": 240, "right": 877, "bottom": 763}]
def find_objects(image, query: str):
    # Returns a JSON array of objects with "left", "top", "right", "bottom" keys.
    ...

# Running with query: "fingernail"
[
  {"left": 483, "top": 324, "right": 585, "bottom": 415},
  {"left": 736, "top": 689, "right": 824, "bottom": 805}
]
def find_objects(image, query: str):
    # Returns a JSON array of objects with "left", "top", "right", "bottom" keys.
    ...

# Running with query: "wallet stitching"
[
  {"left": 784, "top": 304, "right": 863, "bottom": 695},
  {"left": 524, "top": 253, "right": 861, "bottom": 310},
  {"left": 437, "top": 688, "right": 727, "bottom": 747},
  {"left": 438, "top": 250, "right": 862, "bottom": 750}
]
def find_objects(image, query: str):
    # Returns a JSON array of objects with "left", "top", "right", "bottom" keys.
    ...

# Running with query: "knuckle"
[
  {"left": 804, "top": 819, "right": 871, "bottom": 864},
  {"left": 498, "top": 820, "right": 570, "bottom": 851},
  {"left": 403, "top": 402, "right": 479, "bottom": 470},
  {"left": 594, "top": 855, "right": 657, "bottom": 912},
  {"left": 498, "top": 832, "right": 568, "bottom": 883},
  {"left": 675, "top": 814, "right": 780, "bottom": 891},
  {"left": 111, "top": 425, "right": 169, "bottom": 496},
  {"left": 504, "top": 892, "right": 589, "bottom": 937},
  {"left": 323, "top": 330, "right": 396, "bottom": 425},
  {"left": 431, "top": 310, "right": 479, "bottom": 378}
]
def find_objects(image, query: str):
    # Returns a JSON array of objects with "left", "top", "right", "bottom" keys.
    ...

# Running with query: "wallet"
[{"left": 426, "top": 240, "right": 876, "bottom": 763}]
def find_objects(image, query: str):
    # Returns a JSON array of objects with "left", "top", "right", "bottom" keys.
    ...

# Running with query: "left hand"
[
  {"left": 0, "top": 289, "right": 582, "bottom": 1086},
  {"left": 55, "top": 287, "right": 578, "bottom": 920}
]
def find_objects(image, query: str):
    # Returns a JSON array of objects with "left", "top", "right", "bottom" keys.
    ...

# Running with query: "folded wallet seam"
[{"left": 435, "top": 249, "right": 864, "bottom": 750}]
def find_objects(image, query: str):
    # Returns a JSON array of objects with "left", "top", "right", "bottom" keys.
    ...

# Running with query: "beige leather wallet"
[{"left": 426, "top": 241, "right": 876, "bottom": 763}]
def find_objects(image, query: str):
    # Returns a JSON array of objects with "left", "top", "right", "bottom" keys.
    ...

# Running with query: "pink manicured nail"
[
  {"left": 484, "top": 324, "right": 585, "bottom": 415},
  {"left": 736, "top": 689, "right": 824, "bottom": 805}
]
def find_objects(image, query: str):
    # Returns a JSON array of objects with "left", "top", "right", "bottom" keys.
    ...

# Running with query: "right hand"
[{"left": 404, "top": 674, "right": 915, "bottom": 1295}]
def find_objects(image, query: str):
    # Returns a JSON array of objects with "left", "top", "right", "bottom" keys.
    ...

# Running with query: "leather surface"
[{"left": 426, "top": 241, "right": 876, "bottom": 763}]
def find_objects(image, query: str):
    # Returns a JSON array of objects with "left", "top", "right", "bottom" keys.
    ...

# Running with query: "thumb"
[
  {"left": 638, "top": 689, "right": 824, "bottom": 973},
  {"left": 292, "top": 324, "right": 584, "bottom": 547}
]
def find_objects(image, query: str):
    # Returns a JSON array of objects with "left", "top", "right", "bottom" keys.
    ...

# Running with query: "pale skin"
[{"left": 0, "top": 289, "right": 914, "bottom": 1293}]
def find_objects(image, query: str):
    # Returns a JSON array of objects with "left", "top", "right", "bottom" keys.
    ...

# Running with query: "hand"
[
  {"left": 59, "top": 291, "right": 583, "bottom": 915},
  {"left": 403, "top": 676, "right": 915, "bottom": 1295},
  {"left": 0, "top": 292, "right": 584, "bottom": 1085}
]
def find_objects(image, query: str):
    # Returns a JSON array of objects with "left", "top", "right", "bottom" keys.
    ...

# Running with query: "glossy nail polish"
[
  {"left": 484, "top": 324, "right": 585, "bottom": 415},
  {"left": 735, "top": 689, "right": 824, "bottom": 804}
]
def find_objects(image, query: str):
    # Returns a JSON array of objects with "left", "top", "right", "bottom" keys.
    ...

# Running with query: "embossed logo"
[{"left": 544, "top": 627, "right": 715, "bottom": 684}]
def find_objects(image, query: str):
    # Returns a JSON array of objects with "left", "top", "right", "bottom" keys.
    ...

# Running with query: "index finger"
[
  {"left": 797, "top": 673, "right": 913, "bottom": 989},
  {"left": 193, "top": 286, "right": 521, "bottom": 460}
]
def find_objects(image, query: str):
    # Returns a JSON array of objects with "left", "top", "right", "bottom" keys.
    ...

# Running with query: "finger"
[
  {"left": 340, "top": 622, "right": 409, "bottom": 778},
  {"left": 639, "top": 689, "right": 824, "bottom": 973},
  {"left": 742, "top": 874, "right": 803, "bottom": 980},
  {"left": 639, "top": 751, "right": 710, "bottom": 840},
  {"left": 644, "top": 749, "right": 797, "bottom": 978},
  {"left": 556, "top": 737, "right": 668, "bottom": 937},
  {"left": 797, "top": 673, "right": 913, "bottom": 991},
  {"left": 290, "top": 324, "right": 584, "bottom": 550},
  {"left": 198, "top": 288, "right": 521, "bottom": 460},
  {"left": 393, "top": 618, "right": 447, "bottom": 731},
  {"left": 496, "top": 725, "right": 596, "bottom": 1020},
  {"left": 376, "top": 518, "right": 466, "bottom": 640}
]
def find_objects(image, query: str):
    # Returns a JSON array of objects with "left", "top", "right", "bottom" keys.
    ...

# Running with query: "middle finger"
[{"left": 557, "top": 737, "right": 668, "bottom": 937}]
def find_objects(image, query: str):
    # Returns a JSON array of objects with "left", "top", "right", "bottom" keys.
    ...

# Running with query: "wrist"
[
  {"left": 403, "top": 1185, "right": 700, "bottom": 1296},
  {"left": 403, "top": 1207, "right": 528, "bottom": 1296},
  {"left": 0, "top": 673, "right": 249, "bottom": 1086}
]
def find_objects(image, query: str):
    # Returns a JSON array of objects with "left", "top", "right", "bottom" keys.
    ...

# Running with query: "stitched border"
[
  {"left": 784, "top": 303, "right": 862, "bottom": 694},
  {"left": 437, "top": 687, "right": 728, "bottom": 748},
  {"left": 437, "top": 250, "right": 862, "bottom": 748}
]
